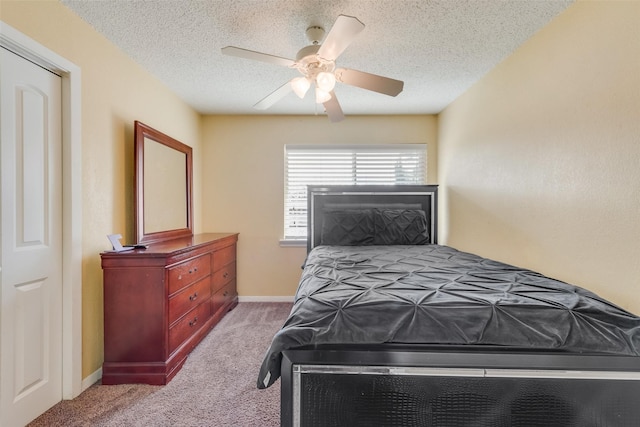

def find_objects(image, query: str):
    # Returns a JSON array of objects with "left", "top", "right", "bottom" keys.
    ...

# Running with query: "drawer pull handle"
[
  {"left": 189, "top": 292, "right": 198, "bottom": 301},
  {"left": 189, "top": 317, "right": 198, "bottom": 327},
  {"left": 223, "top": 272, "right": 229, "bottom": 279},
  {"left": 223, "top": 291, "right": 228, "bottom": 297}
]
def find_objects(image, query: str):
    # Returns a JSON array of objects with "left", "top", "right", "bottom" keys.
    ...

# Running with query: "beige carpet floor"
[{"left": 28, "top": 302, "right": 292, "bottom": 427}]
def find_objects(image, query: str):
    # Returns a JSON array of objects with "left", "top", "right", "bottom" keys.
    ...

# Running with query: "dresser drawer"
[
  {"left": 212, "top": 262, "right": 236, "bottom": 293},
  {"left": 213, "top": 244, "right": 235, "bottom": 271},
  {"left": 168, "top": 276, "right": 212, "bottom": 326},
  {"left": 168, "top": 254, "right": 211, "bottom": 295},
  {"left": 168, "top": 301, "right": 210, "bottom": 354},
  {"left": 212, "top": 279, "right": 237, "bottom": 315}
]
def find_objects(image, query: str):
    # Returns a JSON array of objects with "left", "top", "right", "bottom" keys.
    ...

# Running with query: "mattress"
[{"left": 258, "top": 245, "right": 640, "bottom": 388}]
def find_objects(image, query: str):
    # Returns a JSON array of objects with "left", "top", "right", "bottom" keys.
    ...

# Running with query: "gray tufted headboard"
[{"left": 306, "top": 185, "right": 438, "bottom": 252}]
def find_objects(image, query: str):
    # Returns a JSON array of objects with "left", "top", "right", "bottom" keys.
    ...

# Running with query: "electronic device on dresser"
[{"left": 100, "top": 122, "right": 238, "bottom": 385}]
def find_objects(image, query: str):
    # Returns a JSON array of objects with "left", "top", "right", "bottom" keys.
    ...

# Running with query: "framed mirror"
[{"left": 134, "top": 121, "right": 193, "bottom": 244}]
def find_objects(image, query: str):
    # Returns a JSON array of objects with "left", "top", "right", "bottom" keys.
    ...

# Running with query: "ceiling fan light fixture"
[
  {"left": 315, "top": 87, "right": 332, "bottom": 104},
  {"left": 291, "top": 77, "right": 311, "bottom": 98},
  {"left": 316, "top": 71, "right": 336, "bottom": 92}
]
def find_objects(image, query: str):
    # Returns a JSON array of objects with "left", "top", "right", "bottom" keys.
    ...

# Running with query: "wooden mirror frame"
[{"left": 134, "top": 121, "right": 193, "bottom": 244}]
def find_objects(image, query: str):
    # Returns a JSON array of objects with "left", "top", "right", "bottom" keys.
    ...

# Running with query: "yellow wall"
[
  {"left": 1, "top": 0, "right": 202, "bottom": 378},
  {"left": 201, "top": 115, "right": 437, "bottom": 297},
  {"left": 438, "top": 0, "right": 640, "bottom": 313}
]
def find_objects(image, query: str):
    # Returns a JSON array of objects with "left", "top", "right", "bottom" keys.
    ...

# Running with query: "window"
[{"left": 284, "top": 144, "right": 427, "bottom": 240}]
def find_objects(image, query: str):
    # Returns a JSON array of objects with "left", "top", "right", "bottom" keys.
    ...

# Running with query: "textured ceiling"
[{"left": 61, "top": 0, "right": 574, "bottom": 117}]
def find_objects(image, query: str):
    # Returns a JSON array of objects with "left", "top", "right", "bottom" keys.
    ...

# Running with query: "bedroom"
[{"left": 1, "top": 0, "right": 638, "bottom": 424}]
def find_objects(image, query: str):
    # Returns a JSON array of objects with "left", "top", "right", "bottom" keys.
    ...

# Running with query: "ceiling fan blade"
[
  {"left": 317, "top": 15, "right": 365, "bottom": 61},
  {"left": 335, "top": 68, "right": 404, "bottom": 97},
  {"left": 253, "top": 81, "right": 293, "bottom": 110},
  {"left": 221, "top": 46, "right": 295, "bottom": 67},
  {"left": 323, "top": 91, "right": 345, "bottom": 122}
]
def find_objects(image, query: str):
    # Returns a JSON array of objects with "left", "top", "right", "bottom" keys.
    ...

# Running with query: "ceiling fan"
[{"left": 221, "top": 15, "right": 404, "bottom": 122}]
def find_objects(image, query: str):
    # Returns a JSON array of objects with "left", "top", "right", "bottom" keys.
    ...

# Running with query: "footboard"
[{"left": 281, "top": 346, "right": 640, "bottom": 426}]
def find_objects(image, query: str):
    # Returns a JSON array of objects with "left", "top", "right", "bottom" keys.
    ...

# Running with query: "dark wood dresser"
[{"left": 100, "top": 233, "right": 238, "bottom": 385}]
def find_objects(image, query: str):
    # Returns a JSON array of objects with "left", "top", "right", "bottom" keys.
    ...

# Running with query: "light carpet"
[{"left": 29, "top": 302, "right": 292, "bottom": 427}]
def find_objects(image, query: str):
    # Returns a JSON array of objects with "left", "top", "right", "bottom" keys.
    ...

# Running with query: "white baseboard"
[
  {"left": 81, "top": 367, "right": 102, "bottom": 392},
  {"left": 238, "top": 296, "right": 293, "bottom": 302}
]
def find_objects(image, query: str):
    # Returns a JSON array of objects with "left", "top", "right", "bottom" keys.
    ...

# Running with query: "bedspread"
[{"left": 257, "top": 245, "right": 640, "bottom": 388}]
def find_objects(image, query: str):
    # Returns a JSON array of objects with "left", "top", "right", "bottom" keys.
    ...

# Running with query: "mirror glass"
[
  {"left": 143, "top": 137, "right": 187, "bottom": 233},
  {"left": 134, "top": 121, "right": 193, "bottom": 244}
]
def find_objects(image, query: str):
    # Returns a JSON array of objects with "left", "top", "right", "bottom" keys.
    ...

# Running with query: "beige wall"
[
  {"left": 2, "top": 0, "right": 202, "bottom": 378},
  {"left": 438, "top": 0, "right": 640, "bottom": 313},
  {"left": 201, "top": 115, "right": 437, "bottom": 297}
]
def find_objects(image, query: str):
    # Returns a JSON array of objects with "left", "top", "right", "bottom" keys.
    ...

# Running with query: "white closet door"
[{"left": 0, "top": 47, "right": 63, "bottom": 427}]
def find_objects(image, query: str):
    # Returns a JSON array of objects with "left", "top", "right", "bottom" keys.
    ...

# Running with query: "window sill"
[{"left": 279, "top": 239, "right": 307, "bottom": 248}]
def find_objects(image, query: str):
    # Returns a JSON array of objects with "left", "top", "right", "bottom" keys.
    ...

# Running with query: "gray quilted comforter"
[{"left": 257, "top": 245, "right": 640, "bottom": 388}]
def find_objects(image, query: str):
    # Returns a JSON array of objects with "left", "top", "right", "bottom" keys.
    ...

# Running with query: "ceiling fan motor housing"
[
  {"left": 295, "top": 44, "right": 321, "bottom": 62},
  {"left": 295, "top": 44, "right": 335, "bottom": 80}
]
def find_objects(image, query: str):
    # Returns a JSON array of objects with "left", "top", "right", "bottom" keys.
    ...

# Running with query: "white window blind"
[{"left": 284, "top": 144, "right": 427, "bottom": 240}]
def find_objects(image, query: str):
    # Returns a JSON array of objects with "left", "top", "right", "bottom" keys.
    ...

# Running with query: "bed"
[{"left": 258, "top": 185, "right": 640, "bottom": 426}]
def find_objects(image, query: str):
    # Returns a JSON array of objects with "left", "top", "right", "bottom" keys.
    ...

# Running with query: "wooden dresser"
[{"left": 100, "top": 233, "right": 238, "bottom": 385}]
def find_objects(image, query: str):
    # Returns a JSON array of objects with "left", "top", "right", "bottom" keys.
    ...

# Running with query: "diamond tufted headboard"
[{"left": 307, "top": 185, "right": 438, "bottom": 252}]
